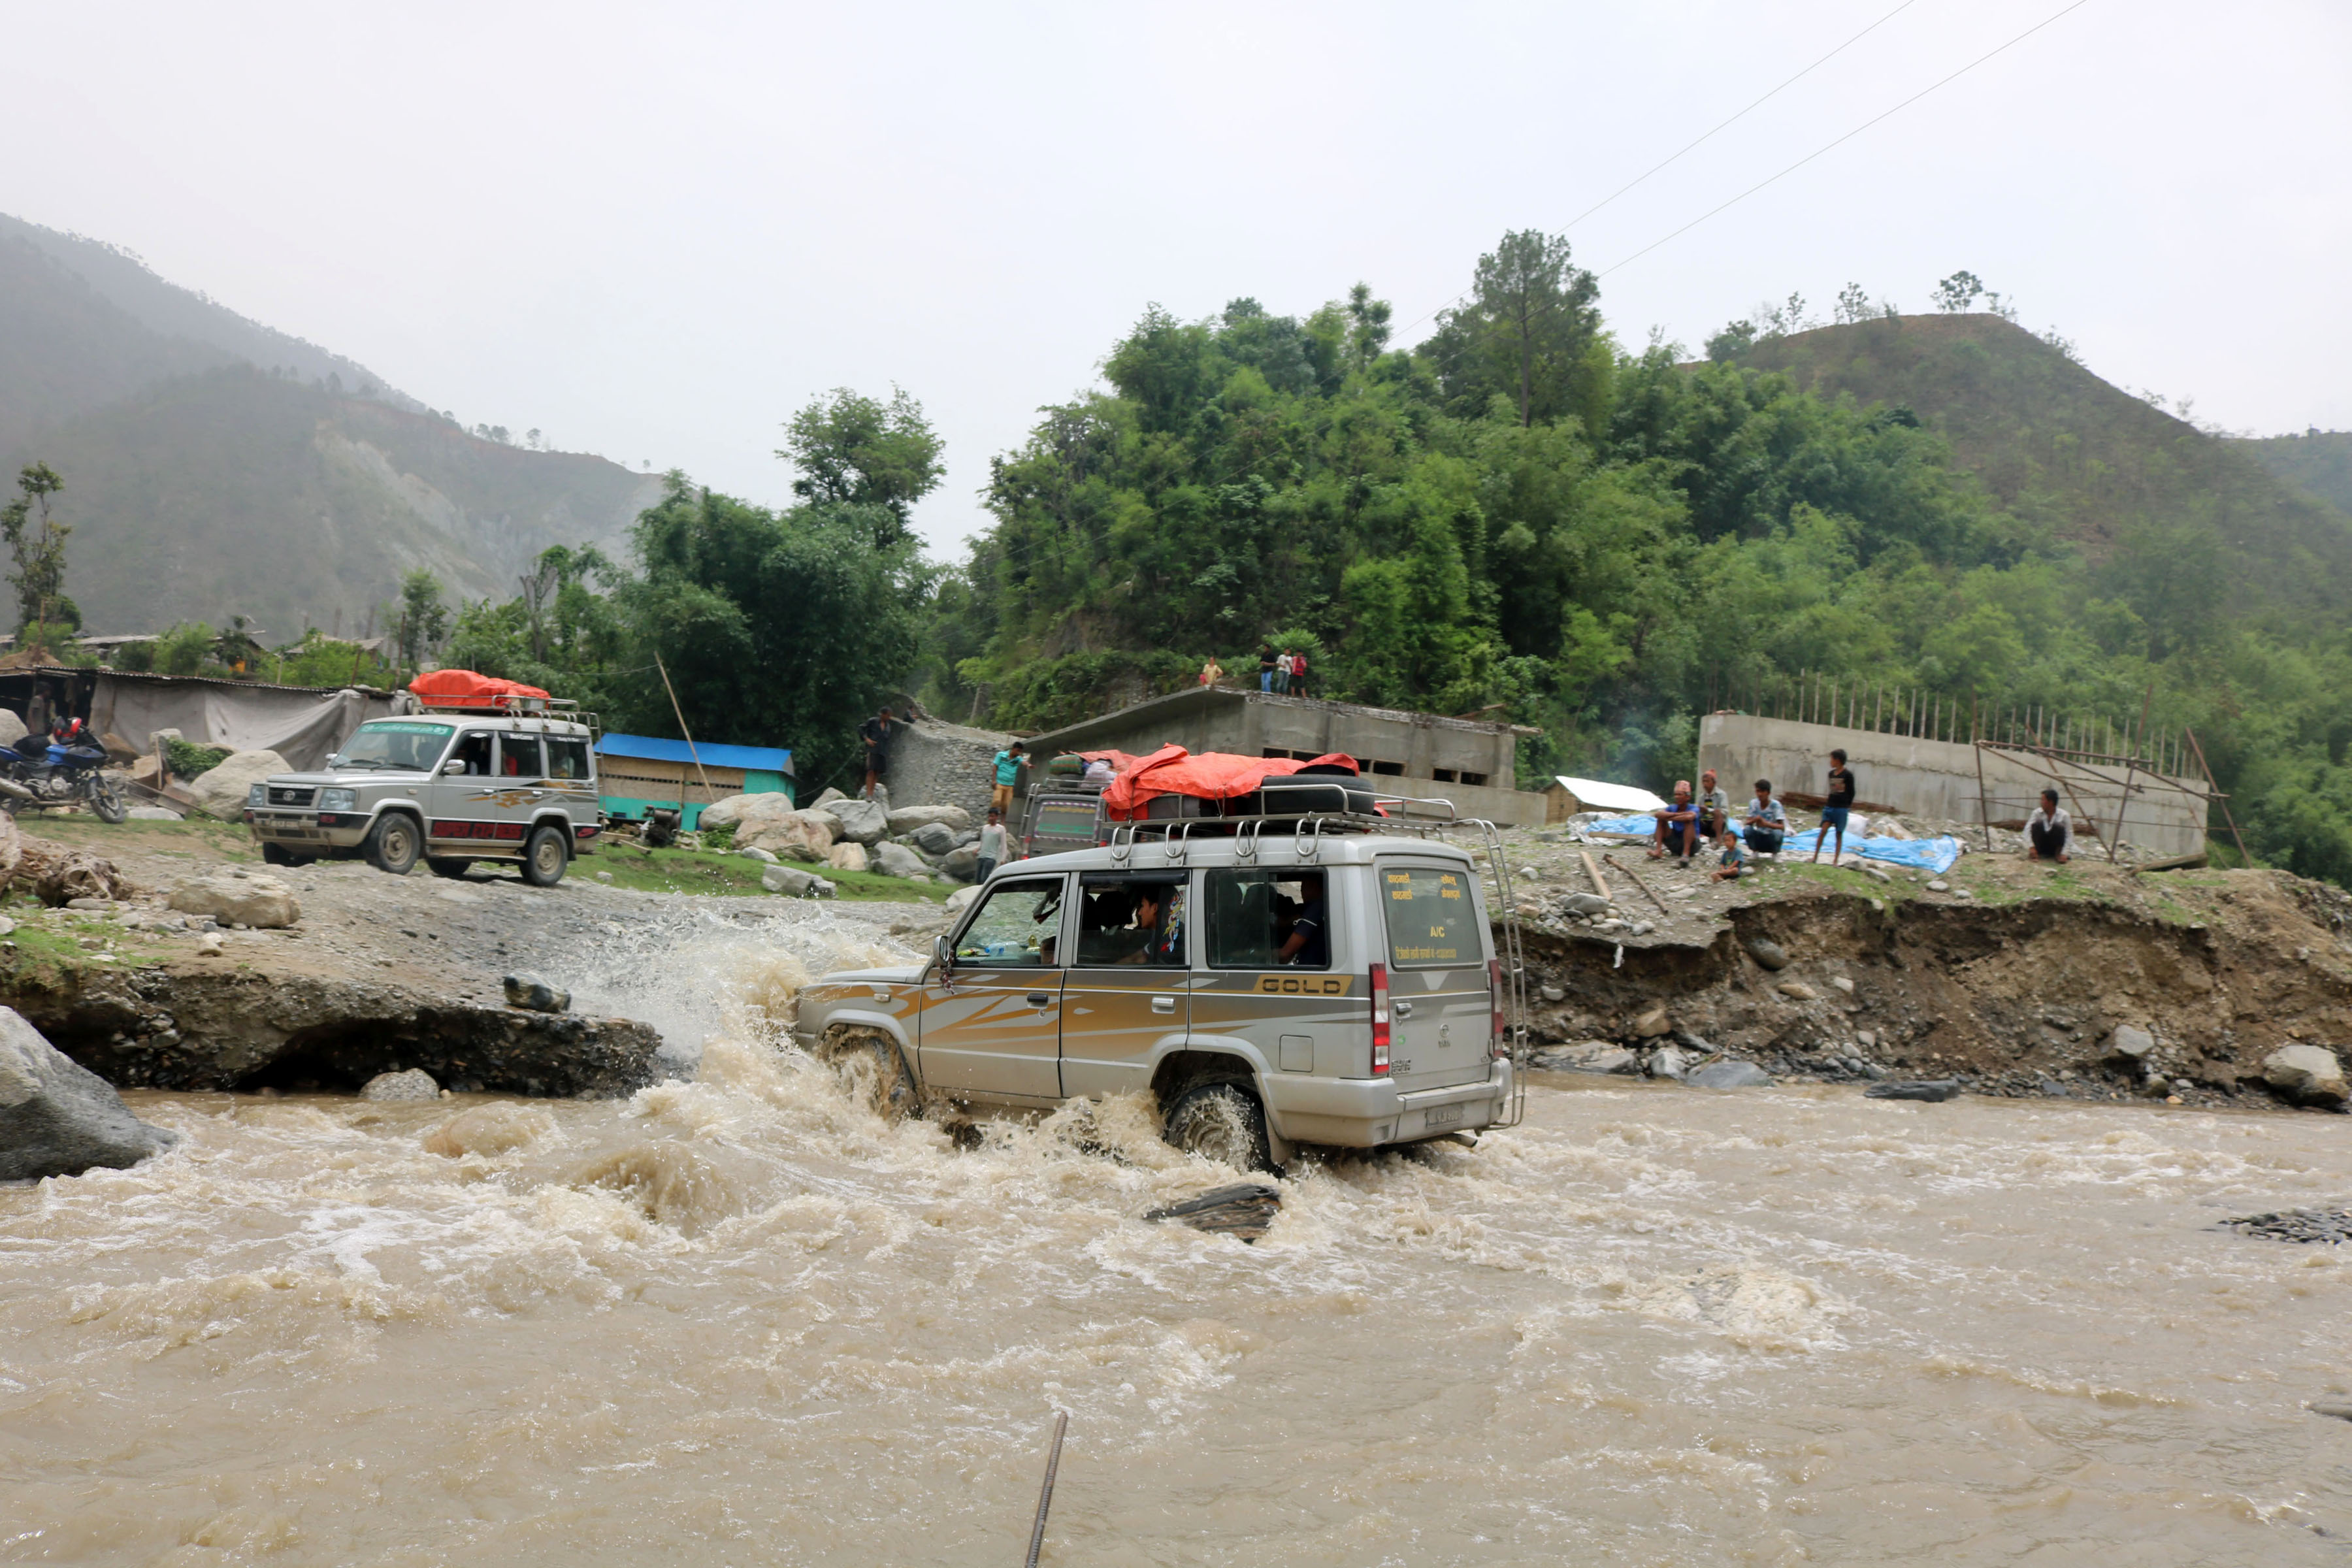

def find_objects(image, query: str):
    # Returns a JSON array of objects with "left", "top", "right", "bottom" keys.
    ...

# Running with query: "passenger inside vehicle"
[
  {"left": 1206, "top": 869, "right": 1330, "bottom": 969},
  {"left": 1077, "top": 881, "right": 1185, "bottom": 966}
]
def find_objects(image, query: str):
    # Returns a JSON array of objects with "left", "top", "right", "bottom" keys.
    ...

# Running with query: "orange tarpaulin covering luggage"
[
  {"left": 409, "top": 670, "right": 552, "bottom": 709},
  {"left": 1102, "top": 745, "right": 1361, "bottom": 821}
]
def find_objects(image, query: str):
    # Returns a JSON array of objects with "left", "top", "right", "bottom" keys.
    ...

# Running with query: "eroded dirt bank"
[{"left": 1518, "top": 858, "right": 2352, "bottom": 1103}]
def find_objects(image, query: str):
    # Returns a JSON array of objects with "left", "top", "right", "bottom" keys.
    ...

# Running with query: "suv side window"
[
  {"left": 953, "top": 878, "right": 1065, "bottom": 968},
  {"left": 1073, "top": 875, "right": 1186, "bottom": 967},
  {"left": 1206, "top": 868, "right": 1331, "bottom": 969},
  {"left": 450, "top": 732, "right": 495, "bottom": 776},
  {"left": 546, "top": 738, "right": 592, "bottom": 780},
  {"left": 498, "top": 734, "right": 545, "bottom": 779}
]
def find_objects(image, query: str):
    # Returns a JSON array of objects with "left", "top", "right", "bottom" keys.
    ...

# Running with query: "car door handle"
[
  {"left": 1151, "top": 996, "right": 1175, "bottom": 1014},
  {"left": 1394, "top": 1000, "right": 1414, "bottom": 1018},
  {"left": 1027, "top": 992, "right": 1053, "bottom": 1008}
]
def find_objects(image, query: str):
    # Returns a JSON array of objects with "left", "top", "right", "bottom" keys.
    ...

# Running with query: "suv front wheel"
[
  {"left": 365, "top": 812, "right": 421, "bottom": 875},
  {"left": 521, "top": 823, "right": 569, "bottom": 887},
  {"left": 1163, "top": 1081, "right": 1276, "bottom": 1173}
]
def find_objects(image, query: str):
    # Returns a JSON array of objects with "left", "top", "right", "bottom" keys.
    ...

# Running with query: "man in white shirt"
[
  {"left": 976, "top": 809, "right": 1008, "bottom": 881},
  {"left": 2025, "top": 789, "right": 2070, "bottom": 863}
]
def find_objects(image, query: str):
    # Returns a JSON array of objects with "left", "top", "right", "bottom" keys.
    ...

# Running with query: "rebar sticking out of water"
[{"left": 1024, "top": 1410, "right": 1068, "bottom": 1567}]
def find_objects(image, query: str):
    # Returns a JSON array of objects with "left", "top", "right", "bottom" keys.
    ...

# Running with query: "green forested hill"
[
  {"left": 1740, "top": 315, "right": 2352, "bottom": 620},
  {"left": 2240, "top": 429, "right": 2352, "bottom": 517},
  {"left": 0, "top": 212, "right": 657, "bottom": 632},
  {"left": 916, "top": 234, "right": 2352, "bottom": 884}
]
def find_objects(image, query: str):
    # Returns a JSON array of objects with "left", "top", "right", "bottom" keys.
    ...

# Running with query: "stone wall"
[{"left": 884, "top": 717, "right": 1011, "bottom": 823}]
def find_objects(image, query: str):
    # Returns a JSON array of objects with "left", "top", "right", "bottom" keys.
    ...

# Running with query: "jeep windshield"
[{"left": 327, "top": 721, "right": 454, "bottom": 772}]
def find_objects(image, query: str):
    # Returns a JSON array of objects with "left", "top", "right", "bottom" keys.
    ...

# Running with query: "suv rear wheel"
[
  {"left": 365, "top": 812, "right": 421, "bottom": 875},
  {"left": 1163, "top": 1081, "right": 1275, "bottom": 1173},
  {"left": 521, "top": 824, "right": 568, "bottom": 887}
]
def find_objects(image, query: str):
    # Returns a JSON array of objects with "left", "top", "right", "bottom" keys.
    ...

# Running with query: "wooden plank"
[{"left": 1578, "top": 850, "right": 1611, "bottom": 902}]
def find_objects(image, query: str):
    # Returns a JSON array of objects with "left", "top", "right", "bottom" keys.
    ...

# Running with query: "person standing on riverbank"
[
  {"left": 1812, "top": 748, "right": 1855, "bottom": 864},
  {"left": 990, "top": 741, "right": 1028, "bottom": 815}
]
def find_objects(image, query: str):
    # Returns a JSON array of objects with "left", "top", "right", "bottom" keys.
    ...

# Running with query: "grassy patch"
[
  {"left": 581, "top": 844, "right": 948, "bottom": 902},
  {"left": 24, "top": 816, "right": 258, "bottom": 862}
]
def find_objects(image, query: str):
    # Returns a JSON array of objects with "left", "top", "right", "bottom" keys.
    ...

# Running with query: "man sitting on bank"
[
  {"left": 2025, "top": 789, "right": 2072, "bottom": 864},
  {"left": 1743, "top": 779, "right": 1788, "bottom": 857},
  {"left": 1648, "top": 781, "right": 1703, "bottom": 861}
]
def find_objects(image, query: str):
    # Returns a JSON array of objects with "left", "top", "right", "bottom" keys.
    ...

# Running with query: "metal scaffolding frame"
[{"left": 1970, "top": 727, "right": 2246, "bottom": 863}]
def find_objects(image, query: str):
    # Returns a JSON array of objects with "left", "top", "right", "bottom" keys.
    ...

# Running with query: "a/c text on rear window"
[{"left": 1381, "top": 866, "right": 1477, "bottom": 968}]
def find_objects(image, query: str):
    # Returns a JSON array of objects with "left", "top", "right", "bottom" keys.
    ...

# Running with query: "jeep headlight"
[
  {"left": 246, "top": 783, "right": 267, "bottom": 807},
  {"left": 319, "top": 788, "right": 357, "bottom": 812}
]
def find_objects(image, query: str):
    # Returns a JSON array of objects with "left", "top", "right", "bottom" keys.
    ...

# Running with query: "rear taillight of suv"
[
  {"left": 1369, "top": 962, "right": 1391, "bottom": 1075},
  {"left": 1490, "top": 957, "right": 1509, "bottom": 1060}
]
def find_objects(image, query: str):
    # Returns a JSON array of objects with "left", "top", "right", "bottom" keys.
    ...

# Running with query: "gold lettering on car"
[{"left": 1258, "top": 975, "right": 1347, "bottom": 995}]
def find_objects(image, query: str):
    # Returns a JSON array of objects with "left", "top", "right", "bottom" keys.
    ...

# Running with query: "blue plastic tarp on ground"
[
  {"left": 1583, "top": 812, "right": 1963, "bottom": 874},
  {"left": 1769, "top": 828, "right": 1965, "bottom": 874}
]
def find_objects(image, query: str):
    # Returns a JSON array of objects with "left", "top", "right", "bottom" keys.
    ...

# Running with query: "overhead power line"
[
  {"left": 1595, "top": 0, "right": 2096, "bottom": 278},
  {"left": 1396, "top": 0, "right": 1926, "bottom": 335}
]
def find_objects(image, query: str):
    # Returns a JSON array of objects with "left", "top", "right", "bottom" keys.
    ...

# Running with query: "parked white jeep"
[{"left": 244, "top": 711, "right": 602, "bottom": 883}]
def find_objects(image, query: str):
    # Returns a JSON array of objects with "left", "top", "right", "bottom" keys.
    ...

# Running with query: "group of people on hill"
[{"left": 1195, "top": 649, "right": 1311, "bottom": 697}]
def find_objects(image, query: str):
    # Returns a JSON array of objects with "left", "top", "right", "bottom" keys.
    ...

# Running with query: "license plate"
[{"left": 1425, "top": 1103, "right": 1462, "bottom": 1129}]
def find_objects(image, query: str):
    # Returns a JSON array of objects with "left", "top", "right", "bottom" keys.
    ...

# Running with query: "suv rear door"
[
  {"left": 1188, "top": 866, "right": 1361, "bottom": 1078},
  {"left": 1374, "top": 858, "right": 1494, "bottom": 1092}
]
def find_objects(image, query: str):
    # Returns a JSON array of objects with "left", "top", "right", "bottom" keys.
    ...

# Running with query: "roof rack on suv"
[{"left": 415, "top": 693, "right": 582, "bottom": 717}]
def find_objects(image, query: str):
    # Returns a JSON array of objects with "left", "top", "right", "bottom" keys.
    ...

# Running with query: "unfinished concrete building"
[{"left": 1022, "top": 687, "right": 1544, "bottom": 826}]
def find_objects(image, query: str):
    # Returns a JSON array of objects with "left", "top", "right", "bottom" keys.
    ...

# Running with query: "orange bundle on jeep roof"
[
  {"left": 1101, "top": 745, "right": 1360, "bottom": 820},
  {"left": 408, "top": 670, "right": 552, "bottom": 708}
]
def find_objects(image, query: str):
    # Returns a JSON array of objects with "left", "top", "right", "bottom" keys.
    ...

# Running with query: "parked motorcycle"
[{"left": 0, "top": 730, "right": 127, "bottom": 823}]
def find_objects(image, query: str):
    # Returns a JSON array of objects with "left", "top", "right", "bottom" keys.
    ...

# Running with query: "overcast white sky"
[{"left": 5, "top": 1, "right": 2348, "bottom": 552}]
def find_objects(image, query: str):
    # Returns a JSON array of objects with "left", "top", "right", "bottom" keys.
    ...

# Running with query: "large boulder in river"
[
  {"left": 2262, "top": 1045, "right": 2348, "bottom": 1108},
  {"left": 168, "top": 870, "right": 301, "bottom": 928},
  {"left": 0, "top": 1007, "right": 177, "bottom": 1179},
  {"left": 819, "top": 796, "right": 889, "bottom": 845},
  {"left": 186, "top": 749, "right": 291, "bottom": 820},
  {"left": 886, "top": 804, "right": 971, "bottom": 836},
  {"left": 1687, "top": 1059, "right": 1774, "bottom": 1090}
]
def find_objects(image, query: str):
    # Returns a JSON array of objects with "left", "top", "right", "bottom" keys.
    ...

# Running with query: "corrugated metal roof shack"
[{"left": 595, "top": 734, "right": 794, "bottom": 829}]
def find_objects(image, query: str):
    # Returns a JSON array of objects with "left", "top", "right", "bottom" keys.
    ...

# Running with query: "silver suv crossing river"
[
  {"left": 244, "top": 712, "right": 602, "bottom": 884},
  {"left": 794, "top": 821, "right": 1526, "bottom": 1169}
]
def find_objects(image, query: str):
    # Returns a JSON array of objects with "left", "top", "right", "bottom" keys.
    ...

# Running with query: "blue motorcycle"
[{"left": 3, "top": 731, "right": 127, "bottom": 823}]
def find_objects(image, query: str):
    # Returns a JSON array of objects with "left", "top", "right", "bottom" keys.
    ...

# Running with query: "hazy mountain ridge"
[
  {"left": 1740, "top": 314, "right": 2352, "bottom": 616},
  {"left": 0, "top": 212, "right": 659, "bottom": 634},
  {"left": 2240, "top": 429, "right": 2352, "bottom": 517}
]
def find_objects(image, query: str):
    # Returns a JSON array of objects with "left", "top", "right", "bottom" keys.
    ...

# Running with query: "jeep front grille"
[{"left": 267, "top": 787, "right": 316, "bottom": 808}]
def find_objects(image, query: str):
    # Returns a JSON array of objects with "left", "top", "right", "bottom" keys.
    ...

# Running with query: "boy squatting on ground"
[{"left": 2025, "top": 789, "right": 2071, "bottom": 864}]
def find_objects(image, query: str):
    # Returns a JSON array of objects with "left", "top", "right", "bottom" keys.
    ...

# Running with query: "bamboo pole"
[
  {"left": 652, "top": 651, "right": 717, "bottom": 819},
  {"left": 2183, "top": 727, "right": 2251, "bottom": 865}
]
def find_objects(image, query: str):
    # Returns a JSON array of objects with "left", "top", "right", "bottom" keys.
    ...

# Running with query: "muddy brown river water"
[{"left": 4, "top": 921, "right": 2351, "bottom": 1565}]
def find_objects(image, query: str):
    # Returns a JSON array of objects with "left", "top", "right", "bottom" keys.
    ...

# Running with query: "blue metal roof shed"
[
  {"left": 596, "top": 734, "right": 794, "bottom": 776},
  {"left": 595, "top": 733, "right": 795, "bottom": 828}
]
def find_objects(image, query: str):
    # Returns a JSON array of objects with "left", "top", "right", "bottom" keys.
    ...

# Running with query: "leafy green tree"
[
  {"left": 778, "top": 387, "right": 945, "bottom": 546},
  {"left": 396, "top": 570, "right": 450, "bottom": 670},
  {"left": 155, "top": 622, "right": 216, "bottom": 677},
  {"left": 1931, "top": 270, "right": 1985, "bottom": 313},
  {"left": 1423, "top": 230, "right": 1606, "bottom": 429},
  {"left": 1, "top": 463, "right": 71, "bottom": 634}
]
